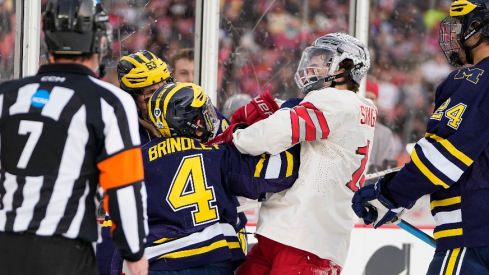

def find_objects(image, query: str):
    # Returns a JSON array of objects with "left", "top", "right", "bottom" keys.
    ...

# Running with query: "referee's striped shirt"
[{"left": 0, "top": 64, "right": 148, "bottom": 261}]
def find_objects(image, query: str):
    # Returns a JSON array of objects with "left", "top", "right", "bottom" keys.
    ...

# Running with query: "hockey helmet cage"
[
  {"left": 42, "top": 0, "right": 112, "bottom": 56},
  {"left": 439, "top": 0, "right": 489, "bottom": 66},
  {"left": 148, "top": 83, "right": 220, "bottom": 142},
  {"left": 294, "top": 33, "right": 370, "bottom": 95},
  {"left": 117, "top": 50, "right": 174, "bottom": 95}
]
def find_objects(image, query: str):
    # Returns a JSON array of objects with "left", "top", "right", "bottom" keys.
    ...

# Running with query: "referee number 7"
[{"left": 17, "top": 120, "right": 43, "bottom": 169}]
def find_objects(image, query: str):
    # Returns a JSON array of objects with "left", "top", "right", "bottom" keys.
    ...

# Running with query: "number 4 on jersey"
[
  {"left": 167, "top": 154, "right": 219, "bottom": 226},
  {"left": 346, "top": 141, "right": 370, "bottom": 192}
]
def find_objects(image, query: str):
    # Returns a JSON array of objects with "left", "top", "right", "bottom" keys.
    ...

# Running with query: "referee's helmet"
[{"left": 42, "top": 0, "right": 112, "bottom": 57}]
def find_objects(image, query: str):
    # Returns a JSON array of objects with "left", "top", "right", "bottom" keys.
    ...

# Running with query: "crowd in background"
[{"left": 0, "top": 0, "right": 454, "bottom": 167}]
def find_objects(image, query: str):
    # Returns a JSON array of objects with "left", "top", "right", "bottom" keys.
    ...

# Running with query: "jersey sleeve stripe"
[
  {"left": 117, "top": 185, "right": 142, "bottom": 253},
  {"left": 264, "top": 154, "right": 281, "bottom": 179},
  {"left": 425, "top": 133, "right": 473, "bottom": 166},
  {"left": 98, "top": 147, "right": 144, "bottom": 190},
  {"left": 411, "top": 148, "right": 450, "bottom": 189},
  {"left": 430, "top": 196, "right": 461, "bottom": 210},
  {"left": 254, "top": 154, "right": 266, "bottom": 177},
  {"left": 417, "top": 138, "right": 464, "bottom": 181},
  {"left": 433, "top": 209, "right": 462, "bottom": 226},
  {"left": 285, "top": 151, "right": 294, "bottom": 177},
  {"left": 294, "top": 107, "right": 317, "bottom": 141},
  {"left": 290, "top": 110, "right": 300, "bottom": 144},
  {"left": 300, "top": 102, "right": 330, "bottom": 139},
  {"left": 101, "top": 99, "right": 125, "bottom": 155},
  {"left": 141, "top": 183, "right": 149, "bottom": 236},
  {"left": 433, "top": 228, "right": 463, "bottom": 240}
]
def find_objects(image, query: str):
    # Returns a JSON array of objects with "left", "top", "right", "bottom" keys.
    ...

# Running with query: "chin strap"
[
  {"left": 185, "top": 121, "right": 213, "bottom": 143},
  {"left": 461, "top": 17, "right": 489, "bottom": 64},
  {"left": 303, "top": 62, "right": 364, "bottom": 94}
]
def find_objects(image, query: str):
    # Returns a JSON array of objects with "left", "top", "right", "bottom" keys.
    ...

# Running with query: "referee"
[{"left": 0, "top": 0, "right": 148, "bottom": 274}]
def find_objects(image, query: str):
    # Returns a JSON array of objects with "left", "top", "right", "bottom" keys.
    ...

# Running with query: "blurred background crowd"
[{"left": 0, "top": 0, "right": 454, "bottom": 168}]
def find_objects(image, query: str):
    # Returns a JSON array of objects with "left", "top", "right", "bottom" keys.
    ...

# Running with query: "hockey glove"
[
  {"left": 205, "top": 123, "right": 248, "bottom": 146},
  {"left": 351, "top": 172, "right": 404, "bottom": 229},
  {"left": 231, "top": 91, "right": 279, "bottom": 125}
]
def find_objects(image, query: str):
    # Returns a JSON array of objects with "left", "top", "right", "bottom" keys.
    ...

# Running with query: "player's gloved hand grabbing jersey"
[
  {"left": 351, "top": 172, "right": 405, "bottom": 228},
  {"left": 205, "top": 123, "right": 248, "bottom": 146},
  {"left": 231, "top": 91, "right": 279, "bottom": 125}
]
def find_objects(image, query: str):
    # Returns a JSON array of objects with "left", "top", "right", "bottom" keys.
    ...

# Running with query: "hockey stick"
[
  {"left": 236, "top": 167, "right": 405, "bottom": 213},
  {"left": 365, "top": 166, "right": 402, "bottom": 180},
  {"left": 397, "top": 219, "right": 436, "bottom": 248},
  {"left": 365, "top": 201, "right": 436, "bottom": 248}
]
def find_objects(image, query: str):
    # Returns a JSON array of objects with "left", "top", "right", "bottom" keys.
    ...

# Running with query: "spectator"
[
  {"left": 365, "top": 79, "right": 397, "bottom": 172},
  {"left": 170, "top": 48, "right": 195, "bottom": 83}
]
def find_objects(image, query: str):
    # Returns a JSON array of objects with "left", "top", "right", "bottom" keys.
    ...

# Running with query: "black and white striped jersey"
[{"left": 0, "top": 64, "right": 148, "bottom": 261}]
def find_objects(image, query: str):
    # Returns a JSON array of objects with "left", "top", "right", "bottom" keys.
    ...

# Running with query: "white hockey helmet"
[{"left": 294, "top": 33, "right": 370, "bottom": 94}]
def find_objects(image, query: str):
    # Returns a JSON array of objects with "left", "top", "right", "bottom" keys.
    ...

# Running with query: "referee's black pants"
[{"left": 0, "top": 231, "right": 98, "bottom": 275}]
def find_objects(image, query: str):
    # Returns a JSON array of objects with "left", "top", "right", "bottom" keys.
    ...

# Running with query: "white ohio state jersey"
[{"left": 233, "top": 87, "right": 377, "bottom": 266}]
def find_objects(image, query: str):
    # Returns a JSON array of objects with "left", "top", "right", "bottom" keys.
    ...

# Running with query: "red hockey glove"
[
  {"left": 205, "top": 123, "right": 248, "bottom": 146},
  {"left": 230, "top": 91, "right": 279, "bottom": 125}
]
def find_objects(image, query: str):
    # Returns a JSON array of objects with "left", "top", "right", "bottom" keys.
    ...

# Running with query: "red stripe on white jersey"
[
  {"left": 290, "top": 102, "right": 330, "bottom": 144},
  {"left": 290, "top": 110, "right": 300, "bottom": 144},
  {"left": 300, "top": 102, "right": 329, "bottom": 139}
]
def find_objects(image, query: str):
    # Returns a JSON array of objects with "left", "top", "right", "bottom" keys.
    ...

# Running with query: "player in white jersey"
[{"left": 210, "top": 33, "right": 376, "bottom": 274}]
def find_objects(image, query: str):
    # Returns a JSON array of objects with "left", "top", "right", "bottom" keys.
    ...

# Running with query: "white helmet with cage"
[{"left": 294, "top": 33, "right": 370, "bottom": 95}]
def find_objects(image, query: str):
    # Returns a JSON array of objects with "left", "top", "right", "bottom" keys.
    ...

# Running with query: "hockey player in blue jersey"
[
  {"left": 99, "top": 51, "right": 241, "bottom": 275},
  {"left": 117, "top": 50, "right": 176, "bottom": 145},
  {"left": 136, "top": 82, "right": 299, "bottom": 274},
  {"left": 352, "top": 1, "right": 489, "bottom": 274}
]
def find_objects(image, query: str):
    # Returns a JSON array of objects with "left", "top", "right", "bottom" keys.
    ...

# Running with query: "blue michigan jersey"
[
  {"left": 388, "top": 58, "right": 489, "bottom": 251},
  {"left": 141, "top": 136, "right": 299, "bottom": 270}
]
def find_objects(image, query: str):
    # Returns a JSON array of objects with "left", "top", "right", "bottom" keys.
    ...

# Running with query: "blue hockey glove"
[{"left": 351, "top": 173, "right": 404, "bottom": 228}]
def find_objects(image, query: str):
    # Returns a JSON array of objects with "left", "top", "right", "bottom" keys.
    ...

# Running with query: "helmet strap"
[
  {"left": 185, "top": 121, "right": 213, "bottom": 143},
  {"left": 303, "top": 64, "right": 362, "bottom": 94},
  {"left": 461, "top": 17, "right": 489, "bottom": 64}
]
